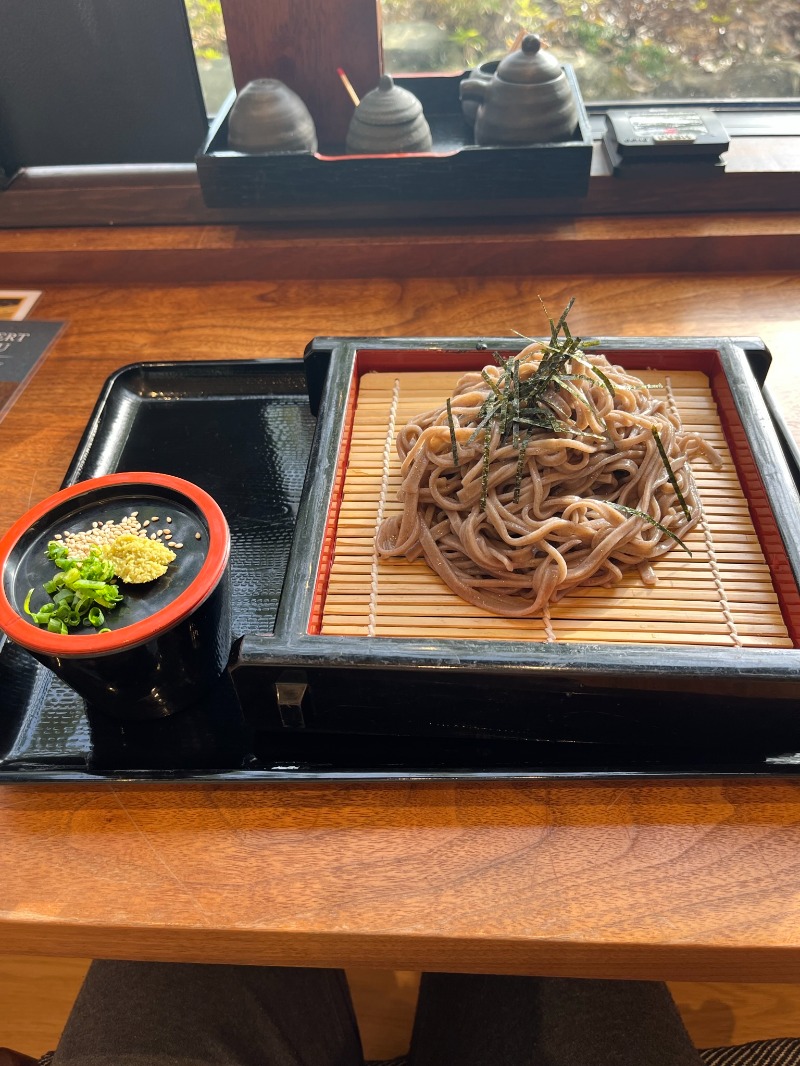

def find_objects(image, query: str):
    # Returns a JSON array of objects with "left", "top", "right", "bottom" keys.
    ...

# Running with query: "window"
[
  {"left": 382, "top": 0, "right": 800, "bottom": 102},
  {"left": 0, "top": 0, "right": 797, "bottom": 227},
  {"left": 185, "top": 0, "right": 234, "bottom": 115}
]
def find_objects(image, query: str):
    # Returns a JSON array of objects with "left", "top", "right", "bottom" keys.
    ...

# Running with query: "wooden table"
[{"left": 2, "top": 271, "right": 800, "bottom": 981}]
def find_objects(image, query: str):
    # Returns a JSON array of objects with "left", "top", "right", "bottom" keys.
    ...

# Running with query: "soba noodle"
[{"left": 376, "top": 342, "right": 722, "bottom": 617}]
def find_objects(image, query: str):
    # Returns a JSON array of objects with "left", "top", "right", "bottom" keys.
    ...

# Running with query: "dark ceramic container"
[
  {"left": 345, "top": 74, "right": 433, "bottom": 154},
  {"left": 460, "top": 59, "right": 500, "bottom": 127},
  {"left": 227, "top": 78, "right": 318, "bottom": 154},
  {"left": 0, "top": 472, "right": 231, "bottom": 720},
  {"left": 460, "top": 34, "right": 579, "bottom": 145}
]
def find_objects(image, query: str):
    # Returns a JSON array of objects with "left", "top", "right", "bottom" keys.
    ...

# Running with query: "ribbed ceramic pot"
[
  {"left": 0, "top": 472, "right": 231, "bottom": 720},
  {"left": 228, "top": 78, "right": 318, "bottom": 154},
  {"left": 346, "top": 74, "right": 433, "bottom": 154},
  {"left": 459, "top": 34, "right": 578, "bottom": 145}
]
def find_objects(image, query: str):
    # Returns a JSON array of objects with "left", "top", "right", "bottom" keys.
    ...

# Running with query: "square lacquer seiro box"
[{"left": 230, "top": 336, "right": 800, "bottom": 769}]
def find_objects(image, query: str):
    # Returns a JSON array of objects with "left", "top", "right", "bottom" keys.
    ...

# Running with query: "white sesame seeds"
[
  {"left": 60, "top": 513, "right": 143, "bottom": 560},
  {"left": 166, "top": 517, "right": 172, "bottom": 524},
  {"left": 142, "top": 520, "right": 150, "bottom": 527},
  {"left": 195, "top": 532, "right": 201, "bottom": 540},
  {"left": 150, "top": 533, "right": 157, "bottom": 540}
]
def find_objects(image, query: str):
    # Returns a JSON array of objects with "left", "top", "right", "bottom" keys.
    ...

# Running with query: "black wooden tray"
[
  {"left": 196, "top": 71, "right": 592, "bottom": 217},
  {"left": 2, "top": 344, "right": 800, "bottom": 783}
]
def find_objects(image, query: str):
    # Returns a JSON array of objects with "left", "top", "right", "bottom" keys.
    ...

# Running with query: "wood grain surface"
[
  {"left": 2, "top": 215, "right": 800, "bottom": 281},
  {"left": 220, "top": 0, "right": 381, "bottom": 145},
  {"left": 1, "top": 136, "right": 798, "bottom": 227},
  {"left": 2, "top": 272, "right": 800, "bottom": 978}
]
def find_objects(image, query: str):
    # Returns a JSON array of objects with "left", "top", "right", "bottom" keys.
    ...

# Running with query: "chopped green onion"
[{"left": 23, "top": 543, "right": 124, "bottom": 634}]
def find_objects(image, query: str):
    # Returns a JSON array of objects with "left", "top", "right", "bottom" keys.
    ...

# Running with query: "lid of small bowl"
[
  {"left": 496, "top": 34, "right": 563, "bottom": 84},
  {"left": 0, "top": 472, "right": 230, "bottom": 658},
  {"left": 352, "top": 74, "right": 424, "bottom": 126}
]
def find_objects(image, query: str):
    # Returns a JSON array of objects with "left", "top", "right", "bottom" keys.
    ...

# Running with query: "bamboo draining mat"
[{"left": 320, "top": 369, "right": 792, "bottom": 648}]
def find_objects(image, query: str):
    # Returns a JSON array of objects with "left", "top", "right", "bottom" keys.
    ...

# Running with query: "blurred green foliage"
[
  {"left": 383, "top": 0, "right": 799, "bottom": 96},
  {"left": 181, "top": 0, "right": 799, "bottom": 98},
  {"left": 185, "top": 0, "right": 226, "bottom": 60}
]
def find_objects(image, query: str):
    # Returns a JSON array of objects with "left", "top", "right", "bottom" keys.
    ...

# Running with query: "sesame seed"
[
  {"left": 54, "top": 534, "right": 62, "bottom": 540},
  {"left": 195, "top": 532, "right": 201, "bottom": 540},
  {"left": 150, "top": 533, "right": 156, "bottom": 540},
  {"left": 166, "top": 517, "right": 172, "bottom": 523},
  {"left": 174, "top": 543, "right": 183, "bottom": 549},
  {"left": 151, "top": 516, "right": 159, "bottom": 521},
  {"left": 59, "top": 512, "right": 143, "bottom": 560},
  {"left": 142, "top": 520, "right": 150, "bottom": 527},
  {"left": 131, "top": 511, "right": 139, "bottom": 517}
]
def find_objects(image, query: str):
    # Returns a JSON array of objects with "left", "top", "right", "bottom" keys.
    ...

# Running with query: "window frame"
[{"left": 0, "top": 0, "right": 797, "bottom": 229}]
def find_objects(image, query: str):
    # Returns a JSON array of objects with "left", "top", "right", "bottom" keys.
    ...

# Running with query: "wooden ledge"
[{"left": 1, "top": 213, "right": 799, "bottom": 282}]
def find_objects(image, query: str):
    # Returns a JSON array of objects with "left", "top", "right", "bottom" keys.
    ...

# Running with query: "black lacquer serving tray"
[
  {"left": 196, "top": 71, "right": 592, "bottom": 218},
  {"left": 2, "top": 341, "right": 800, "bottom": 782}
]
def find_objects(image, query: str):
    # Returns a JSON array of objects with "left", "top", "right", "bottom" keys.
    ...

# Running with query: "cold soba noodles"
[{"left": 376, "top": 306, "right": 722, "bottom": 618}]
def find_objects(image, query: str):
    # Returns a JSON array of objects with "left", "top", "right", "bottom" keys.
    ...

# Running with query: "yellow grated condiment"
[{"left": 102, "top": 534, "right": 176, "bottom": 584}]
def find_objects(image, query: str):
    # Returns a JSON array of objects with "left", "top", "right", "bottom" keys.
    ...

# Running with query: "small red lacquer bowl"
[{"left": 0, "top": 472, "right": 231, "bottom": 720}]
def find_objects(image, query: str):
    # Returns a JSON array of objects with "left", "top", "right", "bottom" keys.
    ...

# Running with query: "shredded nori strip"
[
  {"left": 480, "top": 427, "right": 492, "bottom": 512},
  {"left": 446, "top": 398, "right": 459, "bottom": 466},
  {"left": 513, "top": 433, "right": 531, "bottom": 504},
  {"left": 470, "top": 300, "right": 604, "bottom": 457},
  {"left": 468, "top": 301, "right": 691, "bottom": 534},
  {"left": 651, "top": 426, "right": 692, "bottom": 521},
  {"left": 608, "top": 502, "right": 692, "bottom": 555}
]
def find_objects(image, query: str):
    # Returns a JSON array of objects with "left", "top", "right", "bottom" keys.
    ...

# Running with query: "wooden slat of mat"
[{"left": 321, "top": 368, "right": 792, "bottom": 648}]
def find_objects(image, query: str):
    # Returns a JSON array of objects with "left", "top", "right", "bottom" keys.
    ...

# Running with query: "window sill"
[
  {"left": 0, "top": 128, "right": 798, "bottom": 232},
  {"left": 0, "top": 120, "right": 797, "bottom": 280},
  {"left": 0, "top": 210, "right": 798, "bottom": 282}
]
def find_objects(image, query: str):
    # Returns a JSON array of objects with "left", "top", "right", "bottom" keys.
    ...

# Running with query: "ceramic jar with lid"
[
  {"left": 228, "top": 79, "right": 318, "bottom": 154},
  {"left": 345, "top": 74, "right": 433, "bottom": 155},
  {"left": 459, "top": 34, "right": 578, "bottom": 145}
]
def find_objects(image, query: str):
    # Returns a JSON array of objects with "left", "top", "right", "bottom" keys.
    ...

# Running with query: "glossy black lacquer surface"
[
  {"left": 0, "top": 360, "right": 315, "bottom": 777},
  {"left": 2, "top": 346, "right": 800, "bottom": 781}
]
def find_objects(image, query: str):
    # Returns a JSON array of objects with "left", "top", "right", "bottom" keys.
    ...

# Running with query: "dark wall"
[{"left": 0, "top": 0, "right": 208, "bottom": 172}]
